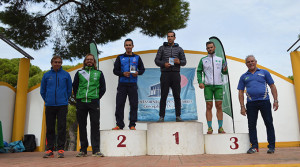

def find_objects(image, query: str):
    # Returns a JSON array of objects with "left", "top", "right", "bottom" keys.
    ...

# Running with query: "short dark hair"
[
  {"left": 51, "top": 55, "right": 62, "bottom": 63},
  {"left": 206, "top": 41, "right": 215, "bottom": 47},
  {"left": 124, "top": 38, "right": 133, "bottom": 46},
  {"left": 167, "top": 30, "right": 176, "bottom": 37}
]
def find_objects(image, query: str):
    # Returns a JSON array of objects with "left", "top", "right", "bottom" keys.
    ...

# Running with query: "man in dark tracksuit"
[
  {"left": 112, "top": 38, "right": 145, "bottom": 130},
  {"left": 73, "top": 53, "right": 106, "bottom": 157},
  {"left": 40, "top": 56, "right": 72, "bottom": 158},
  {"left": 155, "top": 31, "right": 187, "bottom": 122}
]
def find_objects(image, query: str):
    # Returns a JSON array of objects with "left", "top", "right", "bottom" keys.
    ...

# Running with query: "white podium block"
[
  {"left": 100, "top": 130, "right": 146, "bottom": 156},
  {"left": 205, "top": 133, "right": 250, "bottom": 154},
  {"left": 147, "top": 122, "right": 204, "bottom": 155}
]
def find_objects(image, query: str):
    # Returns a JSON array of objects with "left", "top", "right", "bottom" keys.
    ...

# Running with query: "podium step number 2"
[{"left": 100, "top": 130, "right": 147, "bottom": 156}]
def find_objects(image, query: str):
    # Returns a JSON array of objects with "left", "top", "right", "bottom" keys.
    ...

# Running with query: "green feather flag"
[
  {"left": 209, "top": 36, "right": 235, "bottom": 132},
  {"left": 90, "top": 42, "right": 99, "bottom": 69}
]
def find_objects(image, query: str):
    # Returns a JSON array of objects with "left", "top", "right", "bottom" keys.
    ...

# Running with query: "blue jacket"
[
  {"left": 113, "top": 53, "right": 145, "bottom": 83},
  {"left": 40, "top": 67, "right": 72, "bottom": 106}
]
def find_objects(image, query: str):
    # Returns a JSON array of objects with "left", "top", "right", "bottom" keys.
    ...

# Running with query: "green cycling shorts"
[{"left": 204, "top": 85, "right": 223, "bottom": 101}]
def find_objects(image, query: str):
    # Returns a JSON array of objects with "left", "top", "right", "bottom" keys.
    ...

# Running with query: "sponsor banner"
[{"left": 137, "top": 68, "right": 198, "bottom": 122}]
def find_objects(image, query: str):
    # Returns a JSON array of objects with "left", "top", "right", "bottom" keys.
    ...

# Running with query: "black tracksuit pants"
[
  {"left": 115, "top": 83, "right": 138, "bottom": 129},
  {"left": 76, "top": 99, "right": 100, "bottom": 154},
  {"left": 159, "top": 71, "right": 181, "bottom": 117},
  {"left": 45, "top": 105, "right": 68, "bottom": 151}
]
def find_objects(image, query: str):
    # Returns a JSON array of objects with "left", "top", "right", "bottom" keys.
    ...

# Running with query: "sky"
[{"left": 0, "top": 0, "right": 299, "bottom": 77}]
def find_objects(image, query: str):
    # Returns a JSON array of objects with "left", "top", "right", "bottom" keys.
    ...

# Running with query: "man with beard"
[
  {"left": 73, "top": 54, "right": 106, "bottom": 157},
  {"left": 197, "top": 41, "right": 228, "bottom": 134},
  {"left": 155, "top": 31, "right": 187, "bottom": 122}
]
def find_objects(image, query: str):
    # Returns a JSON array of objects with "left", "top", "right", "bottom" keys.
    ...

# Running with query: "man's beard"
[{"left": 86, "top": 63, "right": 94, "bottom": 67}]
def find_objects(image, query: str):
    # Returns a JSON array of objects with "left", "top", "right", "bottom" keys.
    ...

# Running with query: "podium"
[
  {"left": 98, "top": 123, "right": 250, "bottom": 156},
  {"left": 100, "top": 130, "right": 147, "bottom": 156},
  {"left": 147, "top": 122, "right": 204, "bottom": 155},
  {"left": 204, "top": 133, "right": 250, "bottom": 154}
]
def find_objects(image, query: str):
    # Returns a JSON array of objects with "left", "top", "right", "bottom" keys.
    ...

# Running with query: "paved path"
[{"left": 0, "top": 147, "right": 300, "bottom": 167}]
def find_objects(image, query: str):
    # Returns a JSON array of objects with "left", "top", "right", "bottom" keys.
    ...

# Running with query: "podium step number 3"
[{"left": 205, "top": 133, "right": 250, "bottom": 154}]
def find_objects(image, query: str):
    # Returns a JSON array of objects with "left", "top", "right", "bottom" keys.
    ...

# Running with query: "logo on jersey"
[{"left": 258, "top": 73, "right": 265, "bottom": 77}]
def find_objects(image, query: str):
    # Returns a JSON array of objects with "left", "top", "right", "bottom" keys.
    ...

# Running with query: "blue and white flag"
[{"left": 137, "top": 68, "right": 198, "bottom": 121}]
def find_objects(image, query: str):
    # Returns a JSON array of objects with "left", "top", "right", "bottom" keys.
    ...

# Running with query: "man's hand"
[
  {"left": 123, "top": 72, "right": 130, "bottom": 77},
  {"left": 199, "top": 83, "right": 205, "bottom": 89},
  {"left": 132, "top": 71, "right": 138, "bottom": 77},
  {"left": 174, "top": 58, "right": 180, "bottom": 64},
  {"left": 273, "top": 102, "right": 279, "bottom": 111},
  {"left": 241, "top": 106, "right": 247, "bottom": 116},
  {"left": 164, "top": 63, "right": 171, "bottom": 68}
]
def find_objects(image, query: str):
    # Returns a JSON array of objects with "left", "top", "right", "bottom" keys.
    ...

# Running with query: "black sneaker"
[
  {"left": 176, "top": 116, "right": 184, "bottom": 122},
  {"left": 43, "top": 150, "right": 54, "bottom": 158},
  {"left": 267, "top": 148, "right": 275, "bottom": 154},
  {"left": 76, "top": 151, "right": 87, "bottom": 157},
  {"left": 247, "top": 147, "right": 259, "bottom": 154},
  {"left": 92, "top": 152, "right": 104, "bottom": 157},
  {"left": 157, "top": 117, "right": 164, "bottom": 122}
]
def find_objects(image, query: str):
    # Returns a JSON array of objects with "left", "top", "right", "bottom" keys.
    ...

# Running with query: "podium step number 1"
[{"left": 147, "top": 122, "right": 204, "bottom": 155}]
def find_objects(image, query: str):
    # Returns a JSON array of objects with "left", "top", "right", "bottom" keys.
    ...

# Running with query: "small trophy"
[
  {"left": 169, "top": 57, "right": 175, "bottom": 66},
  {"left": 130, "top": 65, "right": 136, "bottom": 73},
  {"left": 222, "top": 61, "right": 227, "bottom": 71}
]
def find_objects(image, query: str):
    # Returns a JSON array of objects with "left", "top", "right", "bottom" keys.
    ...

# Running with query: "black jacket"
[{"left": 155, "top": 42, "right": 186, "bottom": 72}]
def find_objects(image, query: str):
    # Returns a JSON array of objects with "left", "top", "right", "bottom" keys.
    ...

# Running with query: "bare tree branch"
[{"left": 42, "top": 0, "right": 84, "bottom": 18}]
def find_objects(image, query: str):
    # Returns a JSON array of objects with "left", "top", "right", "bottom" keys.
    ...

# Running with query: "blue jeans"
[{"left": 246, "top": 100, "right": 275, "bottom": 149}]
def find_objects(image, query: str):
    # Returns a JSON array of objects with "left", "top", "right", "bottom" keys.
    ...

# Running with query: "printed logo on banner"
[{"left": 137, "top": 68, "right": 198, "bottom": 122}]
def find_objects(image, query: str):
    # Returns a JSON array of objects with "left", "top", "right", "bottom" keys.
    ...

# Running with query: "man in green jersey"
[
  {"left": 73, "top": 53, "right": 106, "bottom": 157},
  {"left": 197, "top": 41, "right": 228, "bottom": 134}
]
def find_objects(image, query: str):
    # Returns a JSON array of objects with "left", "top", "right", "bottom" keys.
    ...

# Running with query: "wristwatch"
[{"left": 274, "top": 100, "right": 279, "bottom": 103}]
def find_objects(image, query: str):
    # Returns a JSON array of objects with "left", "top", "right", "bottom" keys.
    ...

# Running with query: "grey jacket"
[{"left": 155, "top": 42, "right": 187, "bottom": 72}]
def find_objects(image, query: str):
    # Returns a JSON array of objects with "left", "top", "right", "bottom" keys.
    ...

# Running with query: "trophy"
[
  {"left": 169, "top": 57, "right": 175, "bottom": 66},
  {"left": 130, "top": 65, "right": 137, "bottom": 73}
]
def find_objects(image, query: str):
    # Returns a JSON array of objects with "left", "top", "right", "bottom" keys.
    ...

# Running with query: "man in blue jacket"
[
  {"left": 40, "top": 56, "right": 72, "bottom": 158},
  {"left": 112, "top": 38, "right": 145, "bottom": 130}
]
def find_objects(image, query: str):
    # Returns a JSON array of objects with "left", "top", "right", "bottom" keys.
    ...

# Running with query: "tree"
[
  {"left": 66, "top": 104, "right": 77, "bottom": 151},
  {"left": 0, "top": 58, "right": 42, "bottom": 87},
  {"left": 288, "top": 76, "right": 294, "bottom": 81},
  {"left": 28, "top": 71, "right": 46, "bottom": 88},
  {"left": 0, "top": 0, "right": 190, "bottom": 60}
]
